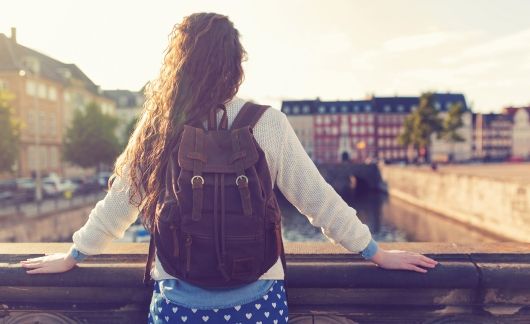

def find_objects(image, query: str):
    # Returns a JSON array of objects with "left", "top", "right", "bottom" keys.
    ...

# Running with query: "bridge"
[{"left": 317, "top": 163, "right": 385, "bottom": 194}]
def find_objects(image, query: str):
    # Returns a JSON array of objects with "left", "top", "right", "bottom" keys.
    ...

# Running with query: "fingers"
[
  {"left": 20, "top": 256, "right": 47, "bottom": 263},
  {"left": 26, "top": 267, "right": 53, "bottom": 274},
  {"left": 21, "top": 262, "right": 43, "bottom": 269},
  {"left": 403, "top": 264, "right": 428, "bottom": 273}
]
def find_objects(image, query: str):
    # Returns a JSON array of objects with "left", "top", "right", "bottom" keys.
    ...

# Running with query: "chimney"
[{"left": 10, "top": 27, "right": 16, "bottom": 43}]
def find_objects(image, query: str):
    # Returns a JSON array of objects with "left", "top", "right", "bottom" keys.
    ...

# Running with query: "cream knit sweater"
[{"left": 71, "top": 96, "right": 373, "bottom": 280}]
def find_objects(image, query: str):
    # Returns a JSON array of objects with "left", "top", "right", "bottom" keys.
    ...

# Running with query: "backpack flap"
[{"left": 177, "top": 124, "right": 259, "bottom": 173}]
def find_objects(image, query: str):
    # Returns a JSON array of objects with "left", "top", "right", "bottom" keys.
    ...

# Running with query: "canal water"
[{"left": 279, "top": 190, "right": 501, "bottom": 244}]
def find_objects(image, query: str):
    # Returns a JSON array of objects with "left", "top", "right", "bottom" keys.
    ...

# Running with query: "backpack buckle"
[
  {"left": 191, "top": 175, "right": 205, "bottom": 187},
  {"left": 235, "top": 175, "right": 248, "bottom": 186}
]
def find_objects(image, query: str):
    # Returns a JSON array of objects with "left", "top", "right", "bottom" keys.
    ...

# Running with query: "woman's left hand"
[{"left": 20, "top": 253, "right": 77, "bottom": 274}]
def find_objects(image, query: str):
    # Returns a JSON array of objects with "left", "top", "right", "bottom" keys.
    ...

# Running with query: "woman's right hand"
[
  {"left": 20, "top": 253, "right": 78, "bottom": 274},
  {"left": 370, "top": 248, "right": 438, "bottom": 273}
]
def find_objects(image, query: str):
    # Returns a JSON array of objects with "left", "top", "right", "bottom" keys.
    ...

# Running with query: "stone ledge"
[{"left": 0, "top": 242, "right": 529, "bottom": 323}]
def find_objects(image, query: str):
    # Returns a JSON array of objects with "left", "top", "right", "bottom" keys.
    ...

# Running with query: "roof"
[
  {"left": 503, "top": 106, "right": 530, "bottom": 122},
  {"left": 0, "top": 33, "right": 99, "bottom": 94},
  {"left": 103, "top": 89, "right": 145, "bottom": 108},
  {"left": 282, "top": 93, "right": 468, "bottom": 115},
  {"left": 472, "top": 112, "right": 513, "bottom": 126}
]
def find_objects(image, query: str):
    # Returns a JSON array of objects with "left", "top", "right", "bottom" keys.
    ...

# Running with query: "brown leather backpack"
[{"left": 143, "top": 102, "right": 285, "bottom": 288}]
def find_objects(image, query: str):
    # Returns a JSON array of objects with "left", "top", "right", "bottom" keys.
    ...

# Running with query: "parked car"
[
  {"left": 0, "top": 180, "right": 17, "bottom": 202},
  {"left": 97, "top": 172, "right": 113, "bottom": 188},
  {"left": 14, "top": 178, "right": 36, "bottom": 202},
  {"left": 69, "top": 176, "right": 100, "bottom": 194}
]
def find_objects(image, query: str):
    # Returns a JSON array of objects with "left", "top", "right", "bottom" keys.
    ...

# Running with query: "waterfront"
[{"left": 280, "top": 190, "right": 502, "bottom": 245}]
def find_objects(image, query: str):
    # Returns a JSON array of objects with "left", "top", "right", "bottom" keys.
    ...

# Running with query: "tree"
[
  {"left": 441, "top": 102, "right": 465, "bottom": 161},
  {"left": 122, "top": 115, "right": 139, "bottom": 147},
  {"left": 63, "top": 102, "right": 121, "bottom": 171},
  {"left": 0, "top": 90, "right": 21, "bottom": 173},
  {"left": 397, "top": 93, "right": 443, "bottom": 162}
]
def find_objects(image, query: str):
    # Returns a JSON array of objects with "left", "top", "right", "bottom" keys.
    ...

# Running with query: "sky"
[{"left": 1, "top": 0, "right": 530, "bottom": 113}]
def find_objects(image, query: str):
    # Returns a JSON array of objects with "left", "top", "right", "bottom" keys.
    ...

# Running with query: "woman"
[{"left": 20, "top": 12, "right": 438, "bottom": 323}]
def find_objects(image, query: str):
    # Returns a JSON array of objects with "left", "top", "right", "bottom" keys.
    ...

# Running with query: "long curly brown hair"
[{"left": 113, "top": 12, "right": 247, "bottom": 232}]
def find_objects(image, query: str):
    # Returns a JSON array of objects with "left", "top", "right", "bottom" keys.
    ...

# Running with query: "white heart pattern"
[
  {"left": 245, "top": 313, "right": 252, "bottom": 319},
  {"left": 164, "top": 316, "right": 169, "bottom": 322},
  {"left": 279, "top": 309, "right": 284, "bottom": 315},
  {"left": 273, "top": 320, "right": 278, "bottom": 324},
  {"left": 255, "top": 304, "right": 261, "bottom": 310},
  {"left": 285, "top": 316, "right": 289, "bottom": 322},
  {"left": 202, "top": 315, "right": 209, "bottom": 322},
  {"left": 263, "top": 295, "right": 268, "bottom": 300},
  {"left": 272, "top": 303, "right": 277, "bottom": 308},
  {"left": 257, "top": 322, "right": 262, "bottom": 324},
  {"left": 224, "top": 315, "right": 231, "bottom": 321},
  {"left": 191, "top": 308, "right": 198, "bottom": 313},
  {"left": 165, "top": 299, "right": 170, "bottom": 304},
  {"left": 277, "top": 294, "right": 281, "bottom": 299},
  {"left": 264, "top": 312, "right": 270, "bottom": 318},
  {"left": 181, "top": 316, "right": 187, "bottom": 322},
  {"left": 213, "top": 309, "right": 219, "bottom": 313},
  {"left": 172, "top": 307, "right": 178, "bottom": 313},
  {"left": 234, "top": 305, "right": 241, "bottom": 311}
]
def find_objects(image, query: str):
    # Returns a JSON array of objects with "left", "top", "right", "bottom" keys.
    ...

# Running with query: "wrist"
[
  {"left": 360, "top": 238, "right": 379, "bottom": 260},
  {"left": 68, "top": 246, "right": 89, "bottom": 263}
]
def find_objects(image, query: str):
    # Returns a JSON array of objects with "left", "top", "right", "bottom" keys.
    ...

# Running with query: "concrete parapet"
[{"left": 0, "top": 242, "right": 529, "bottom": 323}]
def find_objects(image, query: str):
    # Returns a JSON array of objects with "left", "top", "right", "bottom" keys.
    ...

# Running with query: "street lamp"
[{"left": 18, "top": 68, "right": 43, "bottom": 207}]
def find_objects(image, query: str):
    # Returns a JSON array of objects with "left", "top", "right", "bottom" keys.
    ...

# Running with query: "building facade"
[
  {"left": 503, "top": 106, "right": 530, "bottom": 160},
  {"left": 472, "top": 113, "right": 513, "bottom": 161},
  {"left": 103, "top": 89, "right": 145, "bottom": 144},
  {"left": 282, "top": 93, "right": 470, "bottom": 163},
  {"left": 0, "top": 28, "right": 116, "bottom": 178}
]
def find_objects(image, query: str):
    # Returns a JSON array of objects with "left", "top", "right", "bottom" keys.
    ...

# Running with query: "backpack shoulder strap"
[{"left": 231, "top": 101, "right": 270, "bottom": 129}]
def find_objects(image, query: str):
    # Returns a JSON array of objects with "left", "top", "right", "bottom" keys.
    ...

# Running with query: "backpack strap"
[
  {"left": 143, "top": 234, "right": 156, "bottom": 286},
  {"left": 231, "top": 102, "right": 269, "bottom": 130}
]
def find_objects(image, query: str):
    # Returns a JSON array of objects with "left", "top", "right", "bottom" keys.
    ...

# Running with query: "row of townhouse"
[
  {"left": 282, "top": 94, "right": 530, "bottom": 164},
  {"left": 0, "top": 28, "right": 143, "bottom": 179}
]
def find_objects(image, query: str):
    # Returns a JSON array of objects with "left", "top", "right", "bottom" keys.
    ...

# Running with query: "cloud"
[{"left": 382, "top": 31, "right": 474, "bottom": 52}]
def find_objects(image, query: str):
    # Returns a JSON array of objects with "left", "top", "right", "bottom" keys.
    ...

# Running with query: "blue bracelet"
[
  {"left": 360, "top": 238, "right": 379, "bottom": 260},
  {"left": 69, "top": 246, "right": 89, "bottom": 262}
]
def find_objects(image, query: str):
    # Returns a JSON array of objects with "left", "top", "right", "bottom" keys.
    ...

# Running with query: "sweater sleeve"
[
  {"left": 71, "top": 169, "right": 140, "bottom": 255},
  {"left": 275, "top": 112, "right": 374, "bottom": 253}
]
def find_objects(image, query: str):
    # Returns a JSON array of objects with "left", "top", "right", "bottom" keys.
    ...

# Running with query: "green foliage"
[
  {"left": 63, "top": 102, "right": 121, "bottom": 169},
  {"left": 397, "top": 92, "right": 443, "bottom": 159},
  {"left": 0, "top": 90, "right": 21, "bottom": 172},
  {"left": 441, "top": 102, "right": 465, "bottom": 143},
  {"left": 123, "top": 115, "right": 139, "bottom": 146}
]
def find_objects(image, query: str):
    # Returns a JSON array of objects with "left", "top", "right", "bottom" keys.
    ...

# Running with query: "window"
[
  {"left": 364, "top": 104, "right": 372, "bottom": 112},
  {"left": 48, "top": 87, "right": 57, "bottom": 101},
  {"left": 341, "top": 105, "right": 348, "bottom": 113},
  {"left": 316, "top": 115, "right": 322, "bottom": 124},
  {"left": 330, "top": 105, "right": 337, "bottom": 113},
  {"left": 411, "top": 105, "right": 418, "bottom": 111},
  {"left": 445, "top": 102, "right": 452, "bottom": 109},
  {"left": 397, "top": 104, "right": 404, "bottom": 112},
  {"left": 302, "top": 105, "right": 310, "bottom": 113},
  {"left": 350, "top": 115, "right": 358, "bottom": 123},
  {"left": 283, "top": 106, "right": 290, "bottom": 114},
  {"left": 38, "top": 83, "right": 47, "bottom": 99},
  {"left": 324, "top": 116, "right": 330, "bottom": 123},
  {"left": 353, "top": 105, "right": 360, "bottom": 112},
  {"left": 26, "top": 80, "right": 37, "bottom": 96},
  {"left": 367, "top": 126, "right": 374, "bottom": 134},
  {"left": 292, "top": 105, "right": 300, "bottom": 114},
  {"left": 384, "top": 105, "right": 391, "bottom": 112},
  {"left": 434, "top": 102, "right": 441, "bottom": 110},
  {"left": 367, "top": 115, "right": 374, "bottom": 122},
  {"left": 318, "top": 105, "right": 326, "bottom": 113}
]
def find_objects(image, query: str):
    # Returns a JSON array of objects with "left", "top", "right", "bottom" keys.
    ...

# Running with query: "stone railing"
[{"left": 1, "top": 242, "right": 529, "bottom": 323}]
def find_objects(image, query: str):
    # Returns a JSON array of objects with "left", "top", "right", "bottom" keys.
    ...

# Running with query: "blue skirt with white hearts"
[{"left": 147, "top": 280, "right": 288, "bottom": 323}]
